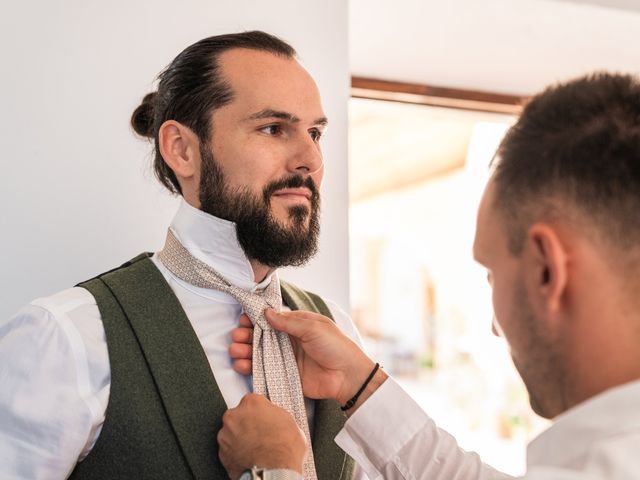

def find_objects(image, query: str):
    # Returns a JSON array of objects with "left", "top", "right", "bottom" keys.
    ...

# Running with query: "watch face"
[{"left": 238, "top": 470, "right": 254, "bottom": 480}]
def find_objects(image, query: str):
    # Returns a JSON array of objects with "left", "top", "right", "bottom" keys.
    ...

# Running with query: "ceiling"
[
  {"left": 349, "top": 99, "right": 514, "bottom": 201},
  {"left": 349, "top": 0, "right": 640, "bottom": 96}
]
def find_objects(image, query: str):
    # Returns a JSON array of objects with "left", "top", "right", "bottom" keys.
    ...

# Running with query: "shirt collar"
[
  {"left": 166, "top": 199, "right": 276, "bottom": 292},
  {"left": 527, "top": 379, "right": 640, "bottom": 470}
]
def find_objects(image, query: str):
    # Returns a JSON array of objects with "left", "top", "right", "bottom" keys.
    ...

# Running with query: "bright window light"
[{"left": 349, "top": 98, "right": 548, "bottom": 476}]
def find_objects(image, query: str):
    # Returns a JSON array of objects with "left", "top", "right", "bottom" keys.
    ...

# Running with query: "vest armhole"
[{"left": 280, "top": 280, "right": 334, "bottom": 321}]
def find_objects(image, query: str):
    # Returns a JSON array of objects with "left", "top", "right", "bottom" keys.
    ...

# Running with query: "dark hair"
[
  {"left": 493, "top": 72, "right": 640, "bottom": 254},
  {"left": 131, "top": 31, "right": 297, "bottom": 195}
]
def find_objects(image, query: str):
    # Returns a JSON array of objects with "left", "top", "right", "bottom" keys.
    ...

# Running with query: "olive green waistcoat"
[{"left": 68, "top": 253, "right": 354, "bottom": 480}]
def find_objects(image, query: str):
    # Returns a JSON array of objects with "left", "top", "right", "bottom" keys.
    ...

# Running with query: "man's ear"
[
  {"left": 158, "top": 120, "right": 201, "bottom": 180},
  {"left": 525, "top": 223, "right": 569, "bottom": 315}
]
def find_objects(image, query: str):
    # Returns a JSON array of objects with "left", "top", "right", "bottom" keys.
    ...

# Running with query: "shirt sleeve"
[
  {"left": 323, "top": 300, "right": 370, "bottom": 479},
  {"left": 335, "top": 377, "right": 514, "bottom": 480},
  {"left": 0, "top": 303, "right": 96, "bottom": 480}
]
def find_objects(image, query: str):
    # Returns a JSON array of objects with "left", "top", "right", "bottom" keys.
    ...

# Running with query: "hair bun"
[{"left": 131, "top": 92, "right": 157, "bottom": 138}]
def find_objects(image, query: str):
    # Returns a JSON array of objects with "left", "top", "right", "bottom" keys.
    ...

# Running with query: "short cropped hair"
[
  {"left": 131, "top": 31, "right": 297, "bottom": 195},
  {"left": 493, "top": 72, "right": 640, "bottom": 254}
]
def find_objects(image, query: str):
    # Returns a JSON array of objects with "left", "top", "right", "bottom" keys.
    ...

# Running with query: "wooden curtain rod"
[{"left": 351, "top": 77, "right": 528, "bottom": 115}]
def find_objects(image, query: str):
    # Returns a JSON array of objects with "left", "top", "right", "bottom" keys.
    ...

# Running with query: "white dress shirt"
[
  {"left": 0, "top": 200, "right": 363, "bottom": 480},
  {"left": 336, "top": 376, "right": 640, "bottom": 479}
]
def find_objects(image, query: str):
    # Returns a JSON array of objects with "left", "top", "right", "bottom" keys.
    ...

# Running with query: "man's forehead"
[
  {"left": 217, "top": 48, "right": 325, "bottom": 120},
  {"left": 473, "top": 179, "right": 499, "bottom": 263}
]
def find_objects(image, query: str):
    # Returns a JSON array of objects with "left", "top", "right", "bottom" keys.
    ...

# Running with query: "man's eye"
[
  {"left": 309, "top": 129, "right": 323, "bottom": 142},
  {"left": 259, "top": 124, "right": 282, "bottom": 135}
]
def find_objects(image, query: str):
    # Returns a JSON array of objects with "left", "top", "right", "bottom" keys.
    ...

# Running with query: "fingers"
[
  {"left": 231, "top": 326, "right": 253, "bottom": 343},
  {"left": 229, "top": 314, "right": 254, "bottom": 376},
  {"left": 238, "top": 313, "right": 253, "bottom": 327},
  {"left": 219, "top": 393, "right": 307, "bottom": 476},
  {"left": 218, "top": 396, "right": 262, "bottom": 479},
  {"left": 232, "top": 314, "right": 254, "bottom": 345},
  {"left": 229, "top": 339, "right": 252, "bottom": 375},
  {"left": 232, "top": 359, "right": 252, "bottom": 375},
  {"left": 238, "top": 392, "right": 267, "bottom": 407},
  {"left": 229, "top": 343, "right": 252, "bottom": 359},
  {"left": 264, "top": 308, "right": 332, "bottom": 338}
]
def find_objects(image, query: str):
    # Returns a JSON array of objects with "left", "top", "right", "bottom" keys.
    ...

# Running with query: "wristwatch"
[{"left": 238, "top": 466, "right": 302, "bottom": 480}]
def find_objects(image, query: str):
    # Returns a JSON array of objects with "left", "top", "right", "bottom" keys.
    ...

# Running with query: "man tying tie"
[
  {"left": 221, "top": 72, "right": 640, "bottom": 480},
  {"left": 0, "top": 31, "right": 361, "bottom": 480}
]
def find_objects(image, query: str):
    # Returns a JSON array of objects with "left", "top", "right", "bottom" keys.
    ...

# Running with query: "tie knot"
[
  {"left": 253, "top": 315, "right": 269, "bottom": 330},
  {"left": 234, "top": 286, "right": 281, "bottom": 330},
  {"left": 158, "top": 229, "right": 283, "bottom": 327}
]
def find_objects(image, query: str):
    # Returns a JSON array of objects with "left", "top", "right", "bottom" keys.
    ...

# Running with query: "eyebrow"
[{"left": 247, "top": 109, "right": 328, "bottom": 126}]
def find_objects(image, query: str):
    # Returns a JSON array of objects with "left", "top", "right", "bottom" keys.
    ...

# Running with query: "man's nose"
[
  {"left": 491, "top": 315, "right": 501, "bottom": 337},
  {"left": 289, "top": 133, "right": 323, "bottom": 175}
]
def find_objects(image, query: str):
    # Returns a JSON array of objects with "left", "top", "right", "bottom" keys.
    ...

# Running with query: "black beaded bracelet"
[{"left": 340, "top": 363, "right": 380, "bottom": 411}]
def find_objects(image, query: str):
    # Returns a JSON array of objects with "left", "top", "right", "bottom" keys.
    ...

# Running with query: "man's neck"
[
  {"left": 250, "top": 259, "right": 274, "bottom": 284},
  {"left": 562, "top": 295, "right": 640, "bottom": 414}
]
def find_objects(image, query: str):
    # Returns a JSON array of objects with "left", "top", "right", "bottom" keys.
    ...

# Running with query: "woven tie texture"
[{"left": 158, "top": 229, "right": 317, "bottom": 479}]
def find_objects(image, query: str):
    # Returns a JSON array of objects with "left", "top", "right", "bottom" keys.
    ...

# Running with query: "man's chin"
[
  {"left": 271, "top": 207, "right": 311, "bottom": 228},
  {"left": 281, "top": 219, "right": 312, "bottom": 236}
]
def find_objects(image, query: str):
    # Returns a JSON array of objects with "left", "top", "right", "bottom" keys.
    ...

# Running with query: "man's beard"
[
  {"left": 198, "top": 146, "right": 321, "bottom": 268},
  {"left": 510, "top": 279, "right": 567, "bottom": 419}
]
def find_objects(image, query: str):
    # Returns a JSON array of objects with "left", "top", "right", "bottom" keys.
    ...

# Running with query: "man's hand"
[
  {"left": 265, "top": 309, "right": 377, "bottom": 405},
  {"left": 229, "top": 309, "right": 387, "bottom": 412},
  {"left": 218, "top": 394, "right": 307, "bottom": 479}
]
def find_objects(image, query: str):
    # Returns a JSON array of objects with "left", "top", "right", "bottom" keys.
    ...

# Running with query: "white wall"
[{"left": 0, "top": 1, "right": 350, "bottom": 320}]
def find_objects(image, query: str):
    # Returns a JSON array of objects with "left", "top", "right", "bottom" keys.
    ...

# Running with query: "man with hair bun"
[
  {"left": 221, "top": 72, "right": 640, "bottom": 479},
  {"left": 0, "top": 31, "right": 361, "bottom": 480}
]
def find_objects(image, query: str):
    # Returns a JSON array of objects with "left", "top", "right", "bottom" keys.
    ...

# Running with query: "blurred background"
[
  {"left": 347, "top": 1, "right": 640, "bottom": 473},
  {"left": 348, "top": 100, "right": 525, "bottom": 470}
]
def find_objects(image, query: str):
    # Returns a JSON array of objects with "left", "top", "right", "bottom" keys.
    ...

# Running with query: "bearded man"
[{"left": 0, "top": 31, "right": 360, "bottom": 480}]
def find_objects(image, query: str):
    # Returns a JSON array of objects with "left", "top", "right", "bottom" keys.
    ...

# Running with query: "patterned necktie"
[{"left": 158, "top": 229, "right": 317, "bottom": 480}]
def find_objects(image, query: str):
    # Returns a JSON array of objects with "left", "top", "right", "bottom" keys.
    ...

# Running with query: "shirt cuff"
[
  {"left": 262, "top": 469, "right": 303, "bottom": 480},
  {"left": 334, "top": 376, "right": 432, "bottom": 477}
]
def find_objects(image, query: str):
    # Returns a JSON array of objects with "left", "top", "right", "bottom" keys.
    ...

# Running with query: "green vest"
[{"left": 68, "top": 253, "right": 354, "bottom": 480}]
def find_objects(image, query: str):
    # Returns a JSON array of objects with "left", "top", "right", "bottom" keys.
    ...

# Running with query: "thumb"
[{"left": 264, "top": 309, "right": 311, "bottom": 340}]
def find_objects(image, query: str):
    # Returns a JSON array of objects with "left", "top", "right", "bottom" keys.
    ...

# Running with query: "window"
[{"left": 349, "top": 82, "right": 548, "bottom": 475}]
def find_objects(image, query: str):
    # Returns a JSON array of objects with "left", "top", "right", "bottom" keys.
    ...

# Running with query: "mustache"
[{"left": 262, "top": 175, "right": 320, "bottom": 203}]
